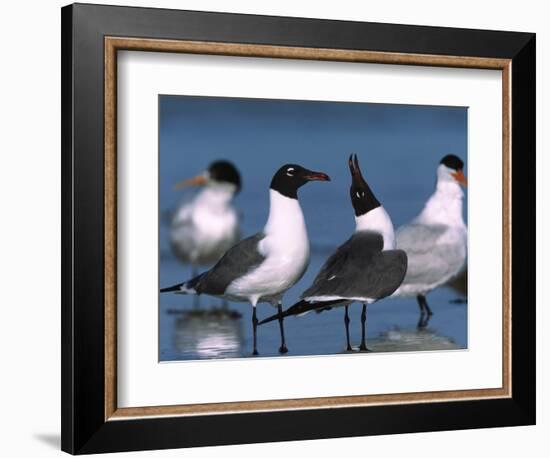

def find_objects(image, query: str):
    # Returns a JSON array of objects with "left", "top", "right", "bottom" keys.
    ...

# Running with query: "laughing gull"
[
  {"left": 161, "top": 164, "right": 330, "bottom": 355},
  {"left": 260, "top": 155, "right": 407, "bottom": 352},
  {"left": 393, "top": 154, "right": 467, "bottom": 326},
  {"left": 170, "top": 161, "right": 241, "bottom": 307}
]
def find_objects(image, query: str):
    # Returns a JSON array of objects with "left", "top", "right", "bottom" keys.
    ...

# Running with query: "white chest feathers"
[
  {"left": 354, "top": 206, "right": 396, "bottom": 250},
  {"left": 226, "top": 190, "right": 310, "bottom": 304},
  {"left": 416, "top": 177, "right": 466, "bottom": 228}
]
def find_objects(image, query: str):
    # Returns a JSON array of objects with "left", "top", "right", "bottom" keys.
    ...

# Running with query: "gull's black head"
[
  {"left": 208, "top": 160, "right": 242, "bottom": 193},
  {"left": 270, "top": 164, "right": 330, "bottom": 199},
  {"left": 348, "top": 154, "right": 380, "bottom": 217}
]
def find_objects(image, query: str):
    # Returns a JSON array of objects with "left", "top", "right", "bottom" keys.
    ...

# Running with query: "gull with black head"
[
  {"left": 161, "top": 164, "right": 330, "bottom": 355},
  {"left": 260, "top": 155, "right": 407, "bottom": 352},
  {"left": 393, "top": 154, "right": 467, "bottom": 327}
]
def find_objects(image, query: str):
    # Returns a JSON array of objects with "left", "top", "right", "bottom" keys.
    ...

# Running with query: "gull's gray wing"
[
  {"left": 192, "top": 233, "right": 266, "bottom": 295},
  {"left": 301, "top": 231, "right": 408, "bottom": 301},
  {"left": 396, "top": 223, "right": 465, "bottom": 287}
]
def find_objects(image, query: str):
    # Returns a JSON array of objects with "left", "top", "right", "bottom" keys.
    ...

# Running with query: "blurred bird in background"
[
  {"left": 393, "top": 154, "right": 468, "bottom": 327},
  {"left": 170, "top": 160, "right": 242, "bottom": 308}
]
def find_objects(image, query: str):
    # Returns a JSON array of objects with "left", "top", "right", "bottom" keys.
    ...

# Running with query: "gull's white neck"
[
  {"left": 264, "top": 189, "right": 307, "bottom": 237},
  {"left": 227, "top": 189, "right": 310, "bottom": 304},
  {"left": 355, "top": 206, "right": 395, "bottom": 250},
  {"left": 416, "top": 178, "right": 465, "bottom": 227}
]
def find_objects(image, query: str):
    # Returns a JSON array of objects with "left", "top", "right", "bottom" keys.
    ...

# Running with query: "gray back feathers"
[
  {"left": 301, "top": 231, "right": 407, "bottom": 301},
  {"left": 191, "top": 233, "right": 266, "bottom": 296},
  {"left": 396, "top": 223, "right": 465, "bottom": 287},
  {"left": 396, "top": 223, "right": 447, "bottom": 253}
]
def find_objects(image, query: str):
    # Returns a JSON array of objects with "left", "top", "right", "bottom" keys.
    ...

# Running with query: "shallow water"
[
  {"left": 159, "top": 96, "right": 468, "bottom": 361},
  {"left": 160, "top": 254, "right": 466, "bottom": 361}
]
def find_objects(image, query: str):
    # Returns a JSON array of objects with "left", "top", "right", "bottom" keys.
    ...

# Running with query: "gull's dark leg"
[
  {"left": 252, "top": 307, "right": 259, "bottom": 356},
  {"left": 359, "top": 304, "right": 370, "bottom": 351},
  {"left": 344, "top": 305, "right": 352, "bottom": 351},
  {"left": 277, "top": 303, "right": 288, "bottom": 354}
]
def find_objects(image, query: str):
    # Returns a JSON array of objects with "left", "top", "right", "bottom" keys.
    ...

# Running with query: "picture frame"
[{"left": 61, "top": 3, "right": 535, "bottom": 454}]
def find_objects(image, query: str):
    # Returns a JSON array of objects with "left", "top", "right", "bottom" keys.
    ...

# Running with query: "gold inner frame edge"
[{"left": 104, "top": 37, "right": 512, "bottom": 421}]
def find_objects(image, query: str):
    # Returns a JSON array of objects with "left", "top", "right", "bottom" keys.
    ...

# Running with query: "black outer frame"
[{"left": 61, "top": 3, "right": 535, "bottom": 454}]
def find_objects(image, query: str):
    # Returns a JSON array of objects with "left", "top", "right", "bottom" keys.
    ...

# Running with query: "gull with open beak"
[
  {"left": 393, "top": 154, "right": 468, "bottom": 327},
  {"left": 259, "top": 155, "right": 407, "bottom": 352},
  {"left": 170, "top": 161, "right": 241, "bottom": 307},
  {"left": 162, "top": 164, "right": 331, "bottom": 355}
]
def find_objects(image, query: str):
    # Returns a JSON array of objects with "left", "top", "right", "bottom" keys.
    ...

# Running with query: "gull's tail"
[
  {"left": 160, "top": 272, "right": 205, "bottom": 295},
  {"left": 160, "top": 283, "right": 184, "bottom": 293},
  {"left": 258, "top": 299, "right": 345, "bottom": 325}
]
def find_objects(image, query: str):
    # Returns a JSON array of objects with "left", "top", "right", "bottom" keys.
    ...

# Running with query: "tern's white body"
[
  {"left": 225, "top": 189, "right": 310, "bottom": 306},
  {"left": 394, "top": 165, "right": 467, "bottom": 297},
  {"left": 170, "top": 184, "right": 239, "bottom": 266}
]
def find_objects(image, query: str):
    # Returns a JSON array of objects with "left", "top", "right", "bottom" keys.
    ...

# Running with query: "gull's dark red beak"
[
  {"left": 303, "top": 170, "right": 331, "bottom": 182},
  {"left": 348, "top": 153, "right": 367, "bottom": 185}
]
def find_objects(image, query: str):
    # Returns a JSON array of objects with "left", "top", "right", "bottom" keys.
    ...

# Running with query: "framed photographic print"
[{"left": 61, "top": 3, "right": 536, "bottom": 454}]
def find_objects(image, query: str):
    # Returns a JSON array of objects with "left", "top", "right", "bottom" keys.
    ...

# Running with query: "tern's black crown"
[
  {"left": 440, "top": 154, "right": 464, "bottom": 171},
  {"left": 208, "top": 160, "right": 242, "bottom": 192}
]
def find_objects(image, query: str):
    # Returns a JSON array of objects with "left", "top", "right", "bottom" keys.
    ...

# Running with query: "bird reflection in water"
[
  {"left": 173, "top": 311, "right": 245, "bottom": 359},
  {"left": 368, "top": 325, "right": 459, "bottom": 353}
]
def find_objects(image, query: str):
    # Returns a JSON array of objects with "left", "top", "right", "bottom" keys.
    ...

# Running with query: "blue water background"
[{"left": 159, "top": 95, "right": 468, "bottom": 361}]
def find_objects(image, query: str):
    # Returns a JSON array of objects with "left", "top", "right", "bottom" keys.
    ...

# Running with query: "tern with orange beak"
[
  {"left": 393, "top": 154, "right": 468, "bottom": 327},
  {"left": 170, "top": 161, "right": 241, "bottom": 307},
  {"left": 260, "top": 155, "right": 407, "bottom": 352},
  {"left": 161, "top": 164, "right": 331, "bottom": 355}
]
